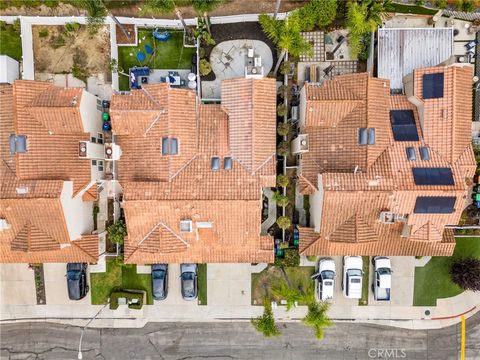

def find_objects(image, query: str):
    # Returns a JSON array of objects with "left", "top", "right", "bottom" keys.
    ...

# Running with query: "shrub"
[
  {"left": 107, "top": 220, "right": 127, "bottom": 245},
  {"left": 251, "top": 300, "right": 280, "bottom": 337},
  {"left": 198, "top": 47, "right": 206, "bottom": 59},
  {"left": 39, "top": 29, "right": 49, "bottom": 38},
  {"left": 273, "top": 191, "right": 289, "bottom": 207},
  {"left": 415, "top": 0, "right": 425, "bottom": 5},
  {"left": 277, "top": 122, "right": 291, "bottom": 136},
  {"left": 65, "top": 22, "right": 80, "bottom": 33},
  {"left": 199, "top": 59, "right": 212, "bottom": 76},
  {"left": 280, "top": 61, "right": 291, "bottom": 75},
  {"left": 276, "top": 216, "right": 292, "bottom": 230},
  {"left": 436, "top": 0, "right": 448, "bottom": 8},
  {"left": 12, "top": 19, "right": 20, "bottom": 33},
  {"left": 277, "top": 141, "right": 290, "bottom": 156},
  {"left": 277, "top": 103, "right": 288, "bottom": 117},
  {"left": 450, "top": 257, "right": 480, "bottom": 291},
  {"left": 274, "top": 248, "right": 300, "bottom": 267},
  {"left": 276, "top": 174, "right": 289, "bottom": 188},
  {"left": 109, "top": 289, "right": 144, "bottom": 310}
]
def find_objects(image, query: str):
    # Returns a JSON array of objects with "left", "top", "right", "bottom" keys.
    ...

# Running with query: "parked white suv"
[
  {"left": 312, "top": 258, "right": 336, "bottom": 301},
  {"left": 372, "top": 256, "right": 392, "bottom": 301},
  {"left": 342, "top": 256, "right": 363, "bottom": 299}
]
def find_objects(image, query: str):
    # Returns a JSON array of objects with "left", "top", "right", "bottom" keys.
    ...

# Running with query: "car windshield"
[
  {"left": 182, "top": 273, "right": 195, "bottom": 297},
  {"left": 378, "top": 268, "right": 391, "bottom": 275},
  {"left": 322, "top": 270, "right": 335, "bottom": 280},
  {"left": 182, "top": 272, "right": 194, "bottom": 281},
  {"left": 347, "top": 269, "right": 362, "bottom": 277},
  {"left": 67, "top": 271, "right": 80, "bottom": 281},
  {"left": 153, "top": 270, "right": 165, "bottom": 280}
]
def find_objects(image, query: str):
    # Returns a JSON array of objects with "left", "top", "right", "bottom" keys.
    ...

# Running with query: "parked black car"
[
  {"left": 66, "top": 263, "right": 88, "bottom": 300},
  {"left": 151, "top": 264, "right": 168, "bottom": 300}
]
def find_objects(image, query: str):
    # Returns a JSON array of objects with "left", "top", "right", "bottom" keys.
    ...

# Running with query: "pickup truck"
[{"left": 372, "top": 256, "right": 392, "bottom": 301}]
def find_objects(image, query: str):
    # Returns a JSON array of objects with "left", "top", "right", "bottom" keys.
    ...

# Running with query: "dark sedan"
[
  {"left": 180, "top": 263, "right": 197, "bottom": 301},
  {"left": 66, "top": 263, "right": 88, "bottom": 300},
  {"left": 151, "top": 264, "right": 168, "bottom": 300}
]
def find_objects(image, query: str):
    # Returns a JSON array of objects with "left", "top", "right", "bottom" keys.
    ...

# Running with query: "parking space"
[
  {"left": 0, "top": 264, "right": 36, "bottom": 305},
  {"left": 155, "top": 264, "right": 198, "bottom": 307},
  {"left": 43, "top": 263, "right": 91, "bottom": 305},
  {"left": 208, "top": 264, "right": 251, "bottom": 306}
]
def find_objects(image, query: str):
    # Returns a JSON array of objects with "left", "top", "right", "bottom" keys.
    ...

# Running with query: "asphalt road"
[{"left": 1, "top": 312, "right": 479, "bottom": 360}]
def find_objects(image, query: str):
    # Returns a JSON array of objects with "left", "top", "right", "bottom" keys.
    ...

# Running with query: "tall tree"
[
  {"left": 259, "top": 11, "right": 312, "bottom": 76},
  {"left": 78, "top": 0, "right": 107, "bottom": 35},
  {"left": 302, "top": 301, "right": 334, "bottom": 340},
  {"left": 192, "top": 0, "right": 222, "bottom": 34},
  {"left": 450, "top": 257, "right": 480, "bottom": 291},
  {"left": 144, "top": 0, "right": 192, "bottom": 37}
]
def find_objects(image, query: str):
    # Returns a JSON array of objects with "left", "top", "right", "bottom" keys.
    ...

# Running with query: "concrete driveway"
[
  {"left": 152, "top": 264, "right": 198, "bottom": 306},
  {"left": 0, "top": 264, "right": 36, "bottom": 305},
  {"left": 43, "top": 263, "right": 91, "bottom": 305},
  {"left": 208, "top": 263, "right": 251, "bottom": 306}
]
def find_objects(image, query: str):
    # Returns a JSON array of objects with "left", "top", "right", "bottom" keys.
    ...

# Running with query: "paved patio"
[{"left": 202, "top": 39, "right": 273, "bottom": 99}]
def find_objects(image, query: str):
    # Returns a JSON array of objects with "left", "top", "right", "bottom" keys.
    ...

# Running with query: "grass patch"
[
  {"left": 90, "top": 258, "right": 153, "bottom": 305},
  {"left": 197, "top": 264, "right": 207, "bottom": 305},
  {"left": 0, "top": 22, "right": 22, "bottom": 61},
  {"left": 389, "top": 3, "right": 438, "bottom": 15},
  {"left": 413, "top": 237, "right": 480, "bottom": 306},
  {"left": 117, "top": 29, "right": 195, "bottom": 90},
  {"left": 251, "top": 266, "right": 315, "bottom": 305},
  {"left": 358, "top": 256, "right": 369, "bottom": 306}
]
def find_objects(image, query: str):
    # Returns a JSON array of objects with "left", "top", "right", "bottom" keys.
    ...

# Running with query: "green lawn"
[
  {"left": 389, "top": 3, "right": 438, "bottom": 15},
  {"left": 252, "top": 266, "right": 316, "bottom": 305},
  {"left": 90, "top": 258, "right": 153, "bottom": 305},
  {"left": 359, "top": 256, "right": 370, "bottom": 306},
  {"left": 117, "top": 29, "right": 195, "bottom": 90},
  {"left": 0, "top": 22, "right": 22, "bottom": 61},
  {"left": 413, "top": 237, "right": 480, "bottom": 306},
  {"left": 197, "top": 264, "right": 207, "bottom": 305}
]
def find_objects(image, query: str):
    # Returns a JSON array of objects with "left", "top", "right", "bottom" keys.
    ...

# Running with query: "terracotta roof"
[
  {"left": 221, "top": 78, "right": 277, "bottom": 174},
  {"left": 11, "top": 80, "right": 91, "bottom": 196},
  {"left": 111, "top": 79, "right": 277, "bottom": 264},
  {"left": 82, "top": 183, "right": 98, "bottom": 201},
  {"left": 299, "top": 65, "right": 475, "bottom": 256},
  {"left": 0, "top": 197, "right": 98, "bottom": 263},
  {"left": 124, "top": 200, "right": 273, "bottom": 264}
]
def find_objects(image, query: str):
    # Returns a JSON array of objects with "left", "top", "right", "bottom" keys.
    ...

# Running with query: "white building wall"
[
  {"left": 60, "top": 181, "right": 94, "bottom": 241},
  {"left": 299, "top": 86, "right": 306, "bottom": 130},
  {"left": 80, "top": 90, "right": 102, "bottom": 135},
  {"left": 0, "top": 55, "right": 19, "bottom": 84},
  {"left": 310, "top": 174, "right": 324, "bottom": 233}
]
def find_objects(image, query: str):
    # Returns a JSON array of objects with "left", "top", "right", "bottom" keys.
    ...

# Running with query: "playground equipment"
[
  {"left": 136, "top": 51, "right": 146, "bottom": 62},
  {"left": 153, "top": 30, "right": 171, "bottom": 41},
  {"left": 145, "top": 44, "right": 153, "bottom": 54}
]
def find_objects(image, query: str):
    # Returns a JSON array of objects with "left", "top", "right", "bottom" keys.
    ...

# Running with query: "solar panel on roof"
[
  {"left": 422, "top": 73, "right": 444, "bottom": 99},
  {"left": 414, "top": 196, "right": 456, "bottom": 214},
  {"left": 412, "top": 167, "right": 454, "bottom": 185},
  {"left": 390, "top": 110, "right": 419, "bottom": 141}
]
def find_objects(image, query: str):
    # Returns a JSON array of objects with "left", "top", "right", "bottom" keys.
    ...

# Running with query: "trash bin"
[{"left": 102, "top": 112, "right": 110, "bottom": 121}]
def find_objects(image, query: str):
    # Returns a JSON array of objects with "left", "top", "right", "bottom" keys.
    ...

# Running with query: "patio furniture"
[
  {"left": 167, "top": 75, "right": 181, "bottom": 86},
  {"left": 136, "top": 51, "right": 146, "bottom": 62},
  {"left": 188, "top": 72, "right": 196, "bottom": 81},
  {"left": 160, "top": 76, "right": 166, "bottom": 83},
  {"left": 188, "top": 80, "right": 196, "bottom": 89},
  {"left": 145, "top": 44, "right": 153, "bottom": 54},
  {"left": 118, "top": 297, "right": 127, "bottom": 305}
]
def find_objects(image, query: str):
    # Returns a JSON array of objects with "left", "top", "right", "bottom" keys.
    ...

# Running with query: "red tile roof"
[
  {"left": 298, "top": 65, "right": 475, "bottom": 256},
  {"left": 111, "top": 79, "right": 277, "bottom": 264}
]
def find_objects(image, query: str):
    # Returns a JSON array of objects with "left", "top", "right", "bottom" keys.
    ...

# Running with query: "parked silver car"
[
  {"left": 151, "top": 264, "right": 168, "bottom": 301},
  {"left": 180, "top": 264, "right": 197, "bottom": 301}
]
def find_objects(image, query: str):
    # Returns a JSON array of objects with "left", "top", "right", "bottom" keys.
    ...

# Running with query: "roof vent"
[
  {"left": 16, "top": 186, "right": 28, "bottom": 194},
  {"left": 180, "top": 220, "right": 193, "bottom": 232},
  {"left": 0, "top": 219, "right": 11, "bottom": 231},
  {"left": 196, "top": 221, "right": 213, "bottom": 229},
  {"left": 406, "top": 147, "right": 416, "bottom": 161},
  {"left": 71, "top": 95, "right": 78, "bottom": 106}
]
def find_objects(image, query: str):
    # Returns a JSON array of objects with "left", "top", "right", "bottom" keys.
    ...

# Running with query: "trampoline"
[
  {"left": 153, "top": 30, "right": 171, "bottom": 41},
  {"left": 136, "top": 51, "right": 146, "bottom": 62},
  {"left": 145, "top": 44, "right": 153, "bottom": 54}
]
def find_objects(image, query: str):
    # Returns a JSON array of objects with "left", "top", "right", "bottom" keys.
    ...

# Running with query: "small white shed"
[{"left": 0, "top": 55, "right": 20, "bottom": 84}]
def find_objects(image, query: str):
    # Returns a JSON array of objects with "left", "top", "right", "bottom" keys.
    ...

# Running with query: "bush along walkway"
[{"left": 32, "top": 264, "right": 46, "bottom": 305}]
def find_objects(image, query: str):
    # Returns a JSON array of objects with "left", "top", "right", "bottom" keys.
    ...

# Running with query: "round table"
[
  {"left": 188, "top": 72, "right": 196, "bottom": 81},
  {"left": 188, "top": 80, "right": 197, "bottom": 89}
]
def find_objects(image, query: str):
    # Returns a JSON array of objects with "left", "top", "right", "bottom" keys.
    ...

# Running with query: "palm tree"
[
  {"left": 259, "top": 11, "right": 312, "bottom": 76},
  {"left": 77, "top": 0, "right": 107, "bottom": 35},
  {"left": 192, "top": 0, "right": 222, "bottom": 34},
  {"left": 271, "top": 282, "right": 302, "bottom": 311},
  {"left": 251, "top": 299, "right": 281, "bottom": 337},
  {"left": 302, "top": 301, "right": 334, "bottom": 340}
]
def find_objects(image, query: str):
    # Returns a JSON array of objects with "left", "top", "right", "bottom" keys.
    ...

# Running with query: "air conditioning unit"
[
  {"left": 104, "top": 143, "right": 122, "bottom": 161},
  {"left": 291, "top": 134, "right": 309, "bottom": 154},
  {"left": 379, "top": 211, "right": 395, "bottom": 224},
  {"left": 0, "top": 218, "right": 11, "bottom": 231}
]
